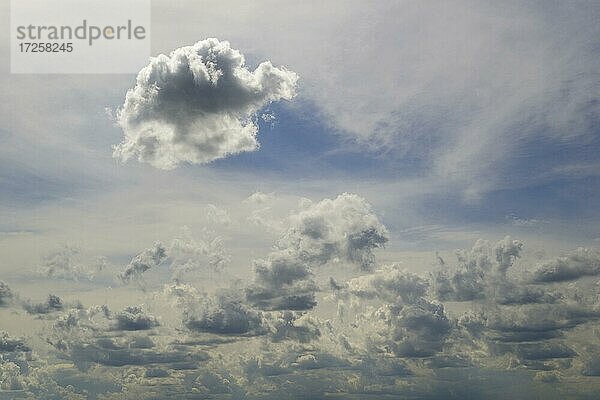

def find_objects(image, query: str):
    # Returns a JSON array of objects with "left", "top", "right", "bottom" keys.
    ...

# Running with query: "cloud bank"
[{"left": 2, "top": 194, "right": 600, "bottom": 399}]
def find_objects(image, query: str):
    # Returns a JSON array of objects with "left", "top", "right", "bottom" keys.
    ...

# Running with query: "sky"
[{"left": 1, "top": 1, "right": 600, "bottom": 399}]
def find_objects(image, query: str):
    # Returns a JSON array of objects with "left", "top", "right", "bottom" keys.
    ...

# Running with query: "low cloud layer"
[
  {"left": 113, "top": 38, "right": 298, "bottom": 169},
  {"left": 2, "top": 194, "right": 600, "bottom": 399}
]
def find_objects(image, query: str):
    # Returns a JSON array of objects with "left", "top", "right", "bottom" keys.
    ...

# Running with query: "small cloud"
[
  {"left": 505, "top": 213, "right": 547, "bottom": 227},
  {"left": 119, "top": 242, "right": 168, "bottom": 284},
  {"left": 114, "top": 305, "right": 160, "bottom": 331},
  {"left": 244, "top": 191, "right": 275, "bottom": 205},
  {"left": 203, "top": 204, "right": 231, "bottom": 226},
  {"left": 0, "top": 281, "right": 15, "bottom": 307},
  {"left": 261, "top": 112, "right": 277, "bottom": 127},
  {"left": 39, "top": 246, "right": 107, "bottom": 281}
]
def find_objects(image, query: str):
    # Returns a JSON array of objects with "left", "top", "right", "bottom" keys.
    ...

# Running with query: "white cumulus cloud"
[{"left": 113, "top": 38, "right": 298, "bottom": 169}]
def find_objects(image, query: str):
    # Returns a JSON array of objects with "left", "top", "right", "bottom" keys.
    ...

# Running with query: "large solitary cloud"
[{"left": 113, "top": 38, "right": 298, "bottom": 169}]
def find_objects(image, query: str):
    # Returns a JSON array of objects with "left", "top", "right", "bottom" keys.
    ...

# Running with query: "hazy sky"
[{"left": 1, "top": 1, "right": 600, "bottom": 399}]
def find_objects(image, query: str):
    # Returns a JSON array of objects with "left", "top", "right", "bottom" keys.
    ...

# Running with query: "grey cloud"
[
  {"left": 0, "top": 331, "right": 30, "bottom": 353},
  {"left": 51, "top": 304, "right": 160, "bottom": 334},
  {"left": 247, "top": 206, "right": 285, "bottom": 233},
  {"left": 494, "top": 236, "right": 523, "bottom": 275},
  {"left": 113, "top": 38, "right": 298, "bottom": 169},
  {"left": 494, "top": 281, "right": 560, "bottom": 306},
  {"left": 493, "top": 341, "right": 576, "bottom": 361},
  {"left": 185, "top": 295, "right": 265, "bottom": 335},
  {"left": 0, "top": 281, "right": 14, "bottom": 307},
  {"left": 360, "top": 300, "right": 452, "bottom": 359},
  {"left": 431, "top": 239, "right": 494, "bottom": 302},
  {"left": 431, "top": 236, "right": 528, "bottom": 303},
  {"left": 67, "top": 341, "right": 209, "bottom": 369},
  {"left": 46, "top": 304, "right": 208, "bottom": 374},
  {"left": 341, "top": 264, "right": 429, "bottom": 305},
  {"left": 114, "top": 306, "right": 160, "bottom": 331},
  {"left": 280, "top": 193, "right": 388, "bottom": 270},
  {"left": 242, "top": 348, "right": 352, "bottom": 383},
  {"left": 390, "top": 301, "right": 452, "bottom": 357},
  {"left": 119, "top": 242, "right": 167, "bottom": 284},
  {"left": 246, "top": 193, "right": 387, "bottom": 311},
  {"left": 144, "top": 367, "right": 169, "bottom": 378},
  {"left": 359, "top": 357, "right": 413, "bottom": 378},
  {"left": 168, "top": 284, "right": 323, "bottom": 342},
  {"left": 483, "top": 304, "right": 600, "bottom": 343},
  {"left": 166, "top": 284, "right": 265, "bottom": 335},
  {"left": 532, "top": 248, "right": 600, "bottom": 283},
  {"left": 11, "top": 204, "right": 600, "bottom": 398},
  {"left": 49, "top": 306, "right": 112, "bottom": 345},
  {"left": 253, "top": 251, "right": 312, "bottom": 287},
  {"left": 266, "top": 311, "right": 321, "bottom": 343},
  {"left": 246, "top": 251, "right": 317, "bottom": 311},
  {"left": 329, "top": 276, "right": 345, "bottom": 291},
  {"left": 581, "top": 345, "right": 600, "bottom": 376},
  {"left": 505, "top": 214, "right": 547, "bottom": 227},
  {"left": 194, "top": 369, "right": 245, "bottom": 397},
  {"left": 23, "top": 294, "right": 76, "bottom": 315},
  {"left": 0, "top": 361, "right": 24, "bottom": 391}
]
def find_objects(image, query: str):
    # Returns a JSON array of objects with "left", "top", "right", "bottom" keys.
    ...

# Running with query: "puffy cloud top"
[
  {"left": 0, "top": 281, "right": 14, "bottom": 307},
  {"left": 185, "top": 295, "right": 264, "bottom": 335},
  {"left": 280, "top": 193, "right": 388, "bottom": 270},
  {"left": 343, "top": 265, "right": 429, "bottom": 305},
  {"left": 532, "top": 248, "right": 600, "bottom": 283},
  {"left": 246, "top": 193, "right": 387, "bottom": 311},
  {"left": 114, "top": 306, "right": 160, "bottom": 331},
  {"left": 119, "top": 242, "right": 168, "bottom": 284},
  {"left": 113, "top": 38, "right": 298, "bottom": 169},
  {"left": 431, "top": 236, "right": 524, "bottom": 302},
  {"left": 166, "top": 284, "right": 265, "bottom": 335},
  {"left": 246, "top": 251, "right": 318, "bottom": 311}
]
